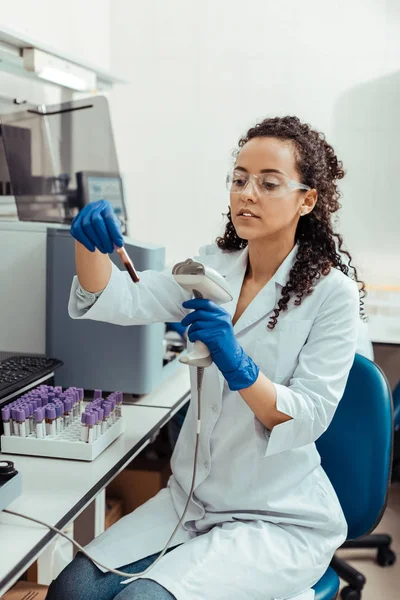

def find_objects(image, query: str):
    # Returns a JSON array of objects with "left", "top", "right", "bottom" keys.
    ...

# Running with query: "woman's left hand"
[{"left": 181, "top": 299, "right": 259, "bottom": 390}]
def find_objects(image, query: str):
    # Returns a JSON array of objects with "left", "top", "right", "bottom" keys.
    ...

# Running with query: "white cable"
[{"left": 4, "top": 366, "right": 205, "bottom": 582}]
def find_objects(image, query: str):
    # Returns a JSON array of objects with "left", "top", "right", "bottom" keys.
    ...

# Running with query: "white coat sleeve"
[
  {"left": 68, "top": 262, "right": 192, "bottom": 325},
  {"left": 68, "top": 245, "right": 215, "bottom": 326},
  {"left": 263, "top": 276, "right": 360, "bottom": 457}
]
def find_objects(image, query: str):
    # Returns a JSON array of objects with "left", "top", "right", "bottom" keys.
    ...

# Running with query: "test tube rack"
[
  {"left": 1, "top": 418, "right": 125, "bottom": 461},
  {"left": 1, "top": 385, "right": 125, "bottom": 462}
]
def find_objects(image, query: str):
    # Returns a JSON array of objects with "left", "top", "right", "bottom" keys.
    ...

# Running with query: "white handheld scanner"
[{"left": 173, "top": 259, "right": 233, "bottom": 367}]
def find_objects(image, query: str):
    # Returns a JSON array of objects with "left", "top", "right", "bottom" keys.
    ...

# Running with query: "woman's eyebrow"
[{"left": 234, "top": 166, "right": 285, "bottom": 175}]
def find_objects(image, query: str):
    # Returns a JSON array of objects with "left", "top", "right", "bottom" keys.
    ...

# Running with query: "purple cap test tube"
[
  {"left": 16, "top": 408, "right": 27, "bottom": 437},
  {"left": 34, "top": 407, "right": 45, "bottom": 438},
  {"left": 34, "top": 406, "right": 44, "bottom": 421},
  {"left": 63, "top": 397, "right": 73, "bottom": 428},
  {"left": 80, "top": 412, "right": 88, "bottom": 442},
  {"left": 45, "top": 404, "right": 56, "bottom": 419},
  {"left": 45, "top": 404, "right": 56, "bottom": 436},
  {"left": 23, "top": 403, "right": 34, "bottom": 435},
  {"left": 1, "top": 407, "right": 11, "bottom": 436},
  {"left": 1, "top": 406, "right": 10, "bottom": 420},
  {"left": 86, "top": 412, "right": 96, "bottom": 443},
  {"left": 54, "top": 402, "right": 63, "bottom": 433}
]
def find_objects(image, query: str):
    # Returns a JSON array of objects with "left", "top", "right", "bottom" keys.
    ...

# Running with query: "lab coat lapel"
[
  {"left": 215, "top": 247, "right": 248, "bottom": 395},
  {"left": 214, "top": 244, "right": 298, "bottom": 393},
  {"left": 233, "top": 284, "right": 278, "bottom": 336},
  {"left": 222, "top": 247, "right": 249, "bottom": 320},
  {"left": 232, "top": 244, "right": 299, "bottom": 336}
]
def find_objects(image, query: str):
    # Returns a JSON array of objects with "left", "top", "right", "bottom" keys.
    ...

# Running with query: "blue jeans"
[{"left": 45, "top": 551, "right": 177, "bottom": 600}]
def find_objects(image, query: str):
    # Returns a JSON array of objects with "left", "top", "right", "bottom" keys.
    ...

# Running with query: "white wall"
[
  {"left": 1, "top": 0, "right": 111, "bottom": 69},
  {"left": 110, "top": 0, "right": 400, "bottom": 284}
]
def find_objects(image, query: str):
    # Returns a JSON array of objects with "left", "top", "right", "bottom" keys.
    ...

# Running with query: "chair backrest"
[
  {"left": 393, "top": 381, "right": 400, "bottom": 431},
  {"left": 316, "top": 354, "right": 393, "bottom": 539}
]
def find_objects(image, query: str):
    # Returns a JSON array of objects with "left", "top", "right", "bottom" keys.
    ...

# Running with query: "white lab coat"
[{"left": 68, "top": 243, "right": 359, "bottom": 600}]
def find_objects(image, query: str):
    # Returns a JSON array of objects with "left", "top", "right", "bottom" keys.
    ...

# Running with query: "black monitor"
[
  {"left": 0, "top": 97, "right": 122, "bottom": 226},
  {"left": 76, "top": 171, "right": 127, "bottom": 234}
]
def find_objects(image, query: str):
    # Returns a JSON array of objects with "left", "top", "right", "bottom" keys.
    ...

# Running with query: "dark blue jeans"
[{"left": 45, "top": 551, "right": 176, "bottom": 600}]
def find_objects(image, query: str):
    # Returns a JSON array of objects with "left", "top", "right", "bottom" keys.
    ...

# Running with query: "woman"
[{"left": 46, "top": 116, "right": 363, "bottom": 600}]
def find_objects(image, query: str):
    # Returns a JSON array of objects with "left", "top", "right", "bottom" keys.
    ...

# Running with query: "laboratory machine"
[{"left": 0, "top": 96, "right": 171, "bottom": 395}]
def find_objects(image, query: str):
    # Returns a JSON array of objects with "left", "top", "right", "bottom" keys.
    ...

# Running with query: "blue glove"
[
  {"left": 70, "top": 200, "right": 124, "bottom": 254},
  {"left": 181, "top": 299, "right": 259, "bottom": 391}
]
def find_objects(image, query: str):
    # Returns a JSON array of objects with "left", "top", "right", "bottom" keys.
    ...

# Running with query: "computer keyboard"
[{"left": 0, "top": 355, "right": 63, "bottom": 400}]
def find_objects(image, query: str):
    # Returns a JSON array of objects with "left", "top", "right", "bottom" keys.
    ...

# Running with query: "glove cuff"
[{"left": 223, "top": 348, "right": 260, "bottom": 391}]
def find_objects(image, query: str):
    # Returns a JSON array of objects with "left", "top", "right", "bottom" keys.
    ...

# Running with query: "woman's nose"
[{"left": 240, "top": 179, "right": 259, "bottom": 202}]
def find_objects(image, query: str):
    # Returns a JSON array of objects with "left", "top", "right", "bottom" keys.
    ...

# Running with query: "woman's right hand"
[{"left": 70, "top": 200, "right": 124, "bottom": 254}]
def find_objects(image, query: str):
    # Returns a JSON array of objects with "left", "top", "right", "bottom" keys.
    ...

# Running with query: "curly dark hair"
[{"left": 216, "top": 115, "right": 365, "bottom": 329}]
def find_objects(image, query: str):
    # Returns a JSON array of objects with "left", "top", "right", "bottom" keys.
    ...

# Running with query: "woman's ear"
[{"left": 299, "top": 189, "right": 318, "bottom": 216}]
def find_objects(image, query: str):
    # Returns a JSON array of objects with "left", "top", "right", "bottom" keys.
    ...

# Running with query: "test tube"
[
  {"left": 19, "top": 404, "right": 31, "bottom": 435},
  {"left": 111, "top": 397, "right": 117, "bottom": 424},
  {"left": 95, "top": 408, "right": 102, "bottom": 438},
  {"left": 96, "top": 408, "right": 104, "bottom": 438},
  {"left": 115, "top": 245, "right": 140, "bottom": 283},
  {"left": 45, "top": 405, "right": 56, "bottom": 436},
  {"left": 102, "top": 405, "right": 109, "bottom": 433},
  {"left": 103, "top": 402, "right": 113, "bottom": 427},
  {"left": 80, "top": 412, "right": 88, "bottom": 442},
  {"left": 90, "top": 409, "right": 99, "bottom": 440},
  {"left": 26, "top": 403, "right": 34, "bottom": 435},
  {"left": 86, "top": 412, "right": 96, "bottom": 443},
  {"left": 77, "top": 388, "right": 84, "bottom": 413},
  {"left": 11, "top": 407, "right": 18, "bottom": 435},
  {"left": 65, "top": 391, "right": 76, "bottom": 419},
  {"left": 116, "top": 392, "right": 123, "bottom": 418},
  {"left": 1, "top": 407, "right": 11, "bottom": 436},
  {"left": 95, "top": 407, "right": 103, "bottom": 436},
  {"left": 63, "top": 397, "right": 73, "bottom": 428},
  {"left": 54, "top": 402, "right": 63, "bottom": 434},
  {"left": 72, "top": 390, "right": 79, "bottom": 418},
  {"left": 88, "top": 409, "right": 97, "bottom": 439},
  {"left": 16, "top": 409, "right": 27, "bottom": 438},
  {"left": 34, "top": 407, "right": 46, "bottom": 438}
]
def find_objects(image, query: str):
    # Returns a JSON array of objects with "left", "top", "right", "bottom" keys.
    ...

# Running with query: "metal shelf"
[{"left": 0, "top": 25, "right": 128, "bottom": 90}]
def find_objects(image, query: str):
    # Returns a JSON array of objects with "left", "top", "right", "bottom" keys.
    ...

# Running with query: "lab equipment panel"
[{"left": 46, "top": 229, "right": 166, "bottom": 394}]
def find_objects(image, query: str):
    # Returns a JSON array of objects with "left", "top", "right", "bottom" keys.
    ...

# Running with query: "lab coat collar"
[
  {"left": 216, "top": 243, "right": 298, "bottom": 394},
  {"left": 223, "top": 243, "right": 298, "bottom": 286},
  {"left": 272, "top": 243, "right": 299, "bottom": 287},
  {"left": 224, "top": 243, "right": 299, "bottom": 336}
]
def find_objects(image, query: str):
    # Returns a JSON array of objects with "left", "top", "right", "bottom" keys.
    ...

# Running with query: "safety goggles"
[{"left": 226, "top": 170, "right": 311, "bottom": 198}]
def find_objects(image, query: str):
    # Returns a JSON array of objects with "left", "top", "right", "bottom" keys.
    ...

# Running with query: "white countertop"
[
  {"left": 0, "top": 366, "right": 191, "bottom": 595},
  {"left": 131, "top": 362, "right": 190, "bottom": 409}
]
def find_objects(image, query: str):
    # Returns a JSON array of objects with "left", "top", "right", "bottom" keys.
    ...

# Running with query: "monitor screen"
[
  {"left": 1, "top": 96, "right": 121, "bottom": 225},
  {"left": 76, "top": 171, "right": 127, "bottom": 233},
  {"left": 87, "top": 176, "right": 124, "bottom": 215}
]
